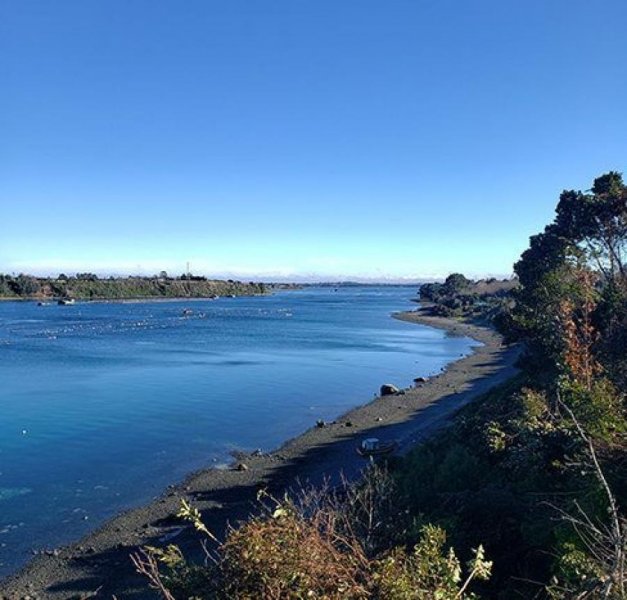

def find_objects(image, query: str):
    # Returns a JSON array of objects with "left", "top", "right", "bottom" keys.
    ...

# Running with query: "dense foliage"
[
  {"left": 482, "top": 172, "right": 626, "bottom": 596},
  {"left": 508, "top": 171, "right": 627, "bottom": 386},
  {"left": 412, "top": 173, "right": 627, "bottom": 597}
]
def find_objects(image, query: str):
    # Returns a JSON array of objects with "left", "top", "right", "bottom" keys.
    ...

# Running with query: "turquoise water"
[{"left": 0, "top": 287, "right": 479, "bottom": 576}]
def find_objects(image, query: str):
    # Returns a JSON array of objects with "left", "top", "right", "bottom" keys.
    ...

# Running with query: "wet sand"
[{"left": 0, "top": 309, "right": 520, "bottom": 599}]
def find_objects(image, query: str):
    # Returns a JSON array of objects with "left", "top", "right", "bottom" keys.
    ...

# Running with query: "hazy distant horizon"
[
  {"left": 0, "top": 261, "right": 513, "bottom": 284},
  {"left": 0, "top": 272, "right": 513, "bottom": 285}
]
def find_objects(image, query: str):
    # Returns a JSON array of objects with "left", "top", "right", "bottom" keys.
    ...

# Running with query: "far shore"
[
  {"left": 0, "top": 293, "right": 270, "bottom": 304},
  {"left": 0, "top": 308, "right": 521, "bottom": 599}
]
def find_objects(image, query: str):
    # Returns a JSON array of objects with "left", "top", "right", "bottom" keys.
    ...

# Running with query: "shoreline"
[{"left": 0, "top": 309, "right": 520, "bottom": 599}]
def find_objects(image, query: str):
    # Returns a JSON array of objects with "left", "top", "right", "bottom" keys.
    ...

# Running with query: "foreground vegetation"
[
  {"left": 134, "top": 471, "right": 493, "bottom": 599},
  {"left": 0, "top": 273, "right": 266, "bottom": 300},
  {"left": 135, "top": 172, "right": 625, "bottom": 598}
]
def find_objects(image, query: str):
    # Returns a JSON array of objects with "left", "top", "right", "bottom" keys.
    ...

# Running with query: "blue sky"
[{"left": 1, "top": 1, "right": 626, "bottom": 281}]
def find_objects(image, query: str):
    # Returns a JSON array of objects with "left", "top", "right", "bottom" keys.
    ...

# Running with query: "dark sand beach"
[{"left": 0, "top": 310, "right": 520, "bottom": 599}]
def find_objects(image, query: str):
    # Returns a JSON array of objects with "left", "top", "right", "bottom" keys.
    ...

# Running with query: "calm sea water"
[{"left": 0, "top": 286, "right": 479, "bottom": 576}]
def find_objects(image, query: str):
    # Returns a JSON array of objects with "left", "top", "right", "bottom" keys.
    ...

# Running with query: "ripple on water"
[{"left": 0, "top": 488, "right": 32, "bottom": 502}]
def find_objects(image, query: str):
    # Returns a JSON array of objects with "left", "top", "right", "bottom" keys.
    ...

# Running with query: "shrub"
[{"left": 134, "top": 469, "right": 491, "bottom": 599}]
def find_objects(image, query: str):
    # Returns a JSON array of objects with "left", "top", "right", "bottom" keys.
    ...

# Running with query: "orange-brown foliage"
[{"left": 558, "top": 270, "right": 603, "bottom": 389}]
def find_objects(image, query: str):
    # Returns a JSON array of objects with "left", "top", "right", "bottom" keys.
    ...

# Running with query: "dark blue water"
[{"left": 0, "top": 287, "right": 479, "bottom": 576}]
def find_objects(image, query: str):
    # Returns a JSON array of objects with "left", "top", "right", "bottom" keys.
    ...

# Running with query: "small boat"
[
  {"left": 57, "top": 298, "right": 76, "bottom": 306},
  {"left": 356, "top": 438, "right": 398, "bottom": 458}
]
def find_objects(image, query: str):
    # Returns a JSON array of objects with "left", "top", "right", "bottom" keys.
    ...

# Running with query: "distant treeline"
[{"left": 0, "top": 272, "right": 266, "bottom": 300}]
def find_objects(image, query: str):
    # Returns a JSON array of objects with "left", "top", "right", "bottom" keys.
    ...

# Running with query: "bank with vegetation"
[
  {"left": 418, "top": 273, "right": 517, "bottom": 321},
  {"left": 0, "top": 273, "right": 266, "bottom": 300}
]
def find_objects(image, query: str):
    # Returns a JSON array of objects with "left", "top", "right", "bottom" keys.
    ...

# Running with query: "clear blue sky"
[{"left": 1, "top": 1, "right": 626, "bottom": 281}]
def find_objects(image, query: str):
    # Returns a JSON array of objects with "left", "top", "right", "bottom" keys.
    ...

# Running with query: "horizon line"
[{"left": 0, "top": 268, "right": 515, "bottom": 285}]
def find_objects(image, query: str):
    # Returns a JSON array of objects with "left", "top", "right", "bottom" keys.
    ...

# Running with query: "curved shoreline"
[{"left": 1, "top": 310, "right": 520, "bottom": 599}]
